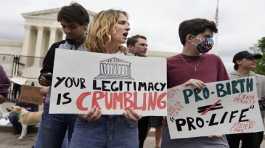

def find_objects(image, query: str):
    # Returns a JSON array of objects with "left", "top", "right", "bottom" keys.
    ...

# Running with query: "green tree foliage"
[
  {"left": 258, "top": 37, "right": 265, "bottom": 52},
  {"left": 255, "top": 37, "right": 265, "bottom": 75}
]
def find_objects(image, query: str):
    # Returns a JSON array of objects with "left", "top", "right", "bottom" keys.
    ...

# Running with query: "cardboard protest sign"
[
  {"left": 19, "top": 85, "right": 43, "bottom": 105},
  {"left": 49, "top": 49, "right": 167, "bottom": 116},
  {"left": 167, "top": 77, "right": 264, "bottom": 139}
]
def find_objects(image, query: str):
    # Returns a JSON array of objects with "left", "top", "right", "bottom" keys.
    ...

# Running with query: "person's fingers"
[
  {"left": 186, "top": 79, "right": 205, "bottom": 89},
  {"left": 80, "top": 108, "right": 92, "bottom": 119},
  {"left": 123, "top": 111, "right": 129, "bottom": 119},
  {"left": 126, "top": 111, "right": 137, "bottom": 121},
  {"left": 197, "top": 79, "right": 205, "bottom": 84},
  {"left": 93, "top": 109, "right": 102, "bottom": 120},
  {"left": 188, "top": 79, "right": 201, "bottom": 88},
  {"left": 192, "top": 81, "right": 200, "bottom": 88},
  {"left": 183, "top": 79, "right": 193, "bottom": 86},
  {"left": 125, "top": 109, "right": 141, "bottom": 121},
  {"left": 80, "top": 108, "right": 95, "bottom": 120},
  {"left": 184, "top": 79, "right": 197, "bottom": 86},
  {"left": 197, "top": 80, "right": 205, "bottom": 87},
  {"left": 87, "top": 107, "right": 95, "bottom": 115},
  {"left": 89, "top": 108, "right": 101, "bottom": 121},
  {"left": 194, "top": 81, "right": 204, "bottom": 89},
  {"left": 80, "top": 114, "right": 87, "bottom": 119},
  {"left": 129, "top": 109, "right": 141, "bottom": 120}
]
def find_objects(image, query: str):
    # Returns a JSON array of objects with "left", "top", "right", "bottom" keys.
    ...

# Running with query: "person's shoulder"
[
  {"left": 46, "top": 40, "right": 67, "bottom": 55},
  {"left": 167, "top": 54, "right": 181, "bottom": 62},
  {"left": 255, "top": 73, "right": 265, "bottom": 79},
  {"left": 229, "top": 70, "right": 240, "bottom": 79},
  {"left": 50, "top": 40, "right": 67, "bottom": 49},
  {"left": 167, "top": 54, "right": 182, "bottom": 69},
  {"left": 0, "top": 65, "right": 4, "bottom": 73},
  {"left": 203, "top": 53, "right": 223, "bottom": 62},
  {"left": 255, "top": 73, "right": 265, "bottom": 86},
  {"left": 202, "top": 53, "right": 220, "bottom": 59}
]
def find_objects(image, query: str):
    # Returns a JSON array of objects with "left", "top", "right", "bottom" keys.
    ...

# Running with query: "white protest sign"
[
  {"left": 167, "top": 77, "right": 264, "bottom": 139},
  {"left": 49, "top": 49, "right": 167, "bottom": 116}
]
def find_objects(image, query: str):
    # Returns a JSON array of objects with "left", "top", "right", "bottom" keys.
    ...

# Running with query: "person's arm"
[
  {"left": 39, "top": 41, "right": 64, "bottom": 86},
  {"left": 181, "top": 79, "right": 205, "bottom": 89},
  {"left": 216, "top": 56, "right": 229, "bottom": 81}
]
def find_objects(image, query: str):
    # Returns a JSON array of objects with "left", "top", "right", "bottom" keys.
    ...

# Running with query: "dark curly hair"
[
  {"left": 179, "top": 18, "right": 217, "bottom": 45},
  {"left": 57, "top": 3, "right": 90, "bottom": 25}
]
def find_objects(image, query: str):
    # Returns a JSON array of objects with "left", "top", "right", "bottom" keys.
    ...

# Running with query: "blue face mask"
[{"left": 196, "top": 37, "right": 214, "bottom": 53}]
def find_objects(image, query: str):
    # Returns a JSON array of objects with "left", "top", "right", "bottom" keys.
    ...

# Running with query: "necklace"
[{"left": 180, "top": 54, "right": 202, "bottom": 73}]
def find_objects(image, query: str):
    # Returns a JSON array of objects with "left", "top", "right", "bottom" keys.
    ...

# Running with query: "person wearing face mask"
[
  {"left": 162, "top": 18, "right": 229, "bottom": 148},
  {"left": 226, "top": 51, "right": 265, "bottom": 148},
  {"left": 34, "top": 3, "right": 89, "bottom": 148},
  {"left": 69, "top": 9, "right": 140, "bottom": 148}
]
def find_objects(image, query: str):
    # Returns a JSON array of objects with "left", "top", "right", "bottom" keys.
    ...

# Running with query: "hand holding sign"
[
  {"left": 182, "top": 79, "right": 205, "bottom": 89},
  {"left": 39, "top": 72, "right": 52, "bottom": 86},
  {"left": 80, "top": 107, "right": 102, "bottom": 121},
  {"left": 124, "top": 108, "right": 141, "bottom": 121}
]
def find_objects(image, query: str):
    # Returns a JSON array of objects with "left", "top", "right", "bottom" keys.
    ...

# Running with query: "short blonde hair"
[{"left": 85, "top": 9, "right": 128, "bottom": 53}]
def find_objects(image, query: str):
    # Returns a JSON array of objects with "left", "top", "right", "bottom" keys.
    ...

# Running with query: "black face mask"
[{"left": 196, "top": 37, "right": 214, "bottom": 53}]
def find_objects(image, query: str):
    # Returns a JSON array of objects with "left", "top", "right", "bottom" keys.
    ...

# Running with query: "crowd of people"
[{"left": 1, "top": 2, "right": 265, "bottom": 148}]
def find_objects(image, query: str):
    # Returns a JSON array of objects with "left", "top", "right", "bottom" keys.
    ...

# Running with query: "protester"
[
  {"left": 163, "top": 18, "right": 229, "bottom": 148},
  {"left": 127, "top": 34, "right": 163, "bottom": 148},
  {"left": 127, "top": 34, "right": 148, "bottom": 57},
  {"left": 127, "top": 34, "right": 150, "bottom": 148},
  {"left": 69, "top": 9, "right": 141, "bottom": 148},
  {"left": 226, "top": 50, "right": 265, "bottom": 148},
  {"left": 35, "top": 3, "right": 89, "bottom": 148}
]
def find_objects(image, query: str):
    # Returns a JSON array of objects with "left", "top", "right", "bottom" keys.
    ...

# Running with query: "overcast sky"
[{"left": 0, "top": 0, "right": 265, "bottom": 70}]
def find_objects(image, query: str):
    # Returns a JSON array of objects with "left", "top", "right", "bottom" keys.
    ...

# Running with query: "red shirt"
[{"left": 167, "top": 53, "right": 229, "bottom": 88}]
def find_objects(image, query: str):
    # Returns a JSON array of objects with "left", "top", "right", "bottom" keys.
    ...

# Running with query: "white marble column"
[
  {"left": 21, "top": 26, "right": 43, "bottom": 79},
  {"left": 48, "top": 27, "right": 57, "bottom": 47},
  {"left": 62, "top": 33, "right": 66, "bottom": 40},
  {"left": 35, "top": 26, "right": 44, "bottom": 57},
  {"left": 21, "top": 25, "right": 32, "bottom": 56},
  {"left": 58, "top": 28, "right": 66, "bottom": 40},
  {"left": 58, "top": 29, "right": 64, "bottom": 41}
]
